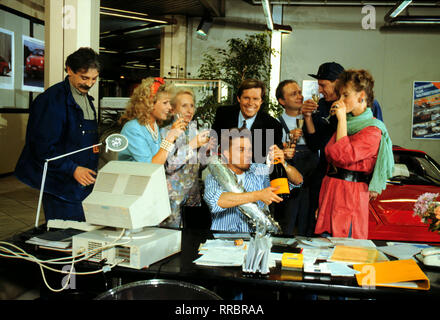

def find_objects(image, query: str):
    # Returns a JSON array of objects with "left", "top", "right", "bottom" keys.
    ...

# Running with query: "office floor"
[
  {"left": 0, "top": 174, "right": 44, "bottom": 300},
  {"left": 0, "top": 174, "right": 44, "bottom": 241}
]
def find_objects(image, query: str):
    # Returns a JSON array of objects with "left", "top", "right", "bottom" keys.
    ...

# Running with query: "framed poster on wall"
[
  {"left": 22, "top": 35, "right": 44, "bottom": 92},
  {"left": 411, "top": 81, "right": 440, "bottom": 140},
  {"left": 302, "top": 80, "right": 321, "bottom": 102},
  {"left": 0, "top": 27, "right": 14, "bottom": 90}
]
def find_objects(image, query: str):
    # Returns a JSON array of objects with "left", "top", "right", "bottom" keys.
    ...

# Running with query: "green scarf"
[{"left": 346, "top": 108, "right": 394, "bottom": 194}]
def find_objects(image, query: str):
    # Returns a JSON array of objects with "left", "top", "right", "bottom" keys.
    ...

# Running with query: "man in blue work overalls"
[{"left": 15, "top": 47, "right": 101, "bottom": 222}]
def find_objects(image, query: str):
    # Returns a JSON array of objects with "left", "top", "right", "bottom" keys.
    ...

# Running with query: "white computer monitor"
[{"left": 82, "top": 161, "right": 171, "bottom": 230}]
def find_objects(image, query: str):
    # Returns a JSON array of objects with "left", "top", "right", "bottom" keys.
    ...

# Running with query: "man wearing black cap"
[
  {"left": 299, "top": 62, "right": 343, "bottom": 236},
  {"left": 302, "top": 62, "right": 343, "bottom": 150}
]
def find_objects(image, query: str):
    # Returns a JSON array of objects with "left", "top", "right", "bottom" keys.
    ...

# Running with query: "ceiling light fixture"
[
  {"left": 273, "top": 23, "right": 292, "bottom": 34},
  {"left": 389, "top": 17, "right": 440, "bottom": 24},
  {"left": 384, "top": 1, "right": 440, "bottom": 26},
  {"left": 124, "top": 48, "right": 158, "bottom": 54},
  {"left": 100, "top": 7, "right": 170, "bottom": 24},
  {"left": 387, "top": 0, "right": 413, "bottom": 19},
  {"left": 196, "top": 17, "right": 213, "bottom": 38},
  {"left": 261, "top": 0, "right": 274, "bottom": 30},
  {"left": 99, "top": 48, "right": 119, "bottom": 54}
]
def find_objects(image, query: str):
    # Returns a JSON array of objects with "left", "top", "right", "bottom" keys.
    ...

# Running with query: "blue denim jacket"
[{"left": 15, "top": 77, "right": 99, "bottom": 202}]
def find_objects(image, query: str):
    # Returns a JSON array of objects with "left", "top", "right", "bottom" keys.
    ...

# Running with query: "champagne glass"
[
  {"left": 286, "top": 132, "right": 295, "bottom": 149},
  {"left": 296, "top": 115, "right": 304, "bottom": 130},
  {"left": 294, "top": 114, "right": 304, "bottom": 144},
  {"left": 311, "top": 87, "right": 320, "bottom": 114},
  {"left": 197, "top": 118, "right": 211, "bottom": 135},
  {"left": 323, "top": 104, "right": 339, "bottom": 123},
  {"left": 196, "top": 118, "right": 213, "bottom": 156}
]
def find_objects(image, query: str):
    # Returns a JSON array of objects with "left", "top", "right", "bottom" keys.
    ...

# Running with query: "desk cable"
[{"left": 0, "top": 228, "right": 130, "bottom": 292}]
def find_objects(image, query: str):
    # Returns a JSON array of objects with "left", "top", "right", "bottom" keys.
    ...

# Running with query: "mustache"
[{"left": 79, "top": 85, "right": 91, "bottom": 91}]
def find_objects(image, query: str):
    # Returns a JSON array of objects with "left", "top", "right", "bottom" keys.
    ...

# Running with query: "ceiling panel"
[{"left": 101, "top": 0, "right": 208, "bottom": 17}]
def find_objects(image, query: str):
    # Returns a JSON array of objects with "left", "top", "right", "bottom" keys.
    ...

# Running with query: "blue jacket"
[{"left": 15, "top": 77, "right": 99, "bottom": 202}]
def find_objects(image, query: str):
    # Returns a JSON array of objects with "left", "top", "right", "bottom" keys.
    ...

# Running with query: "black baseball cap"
[{"left": 308, "top": 62, "right": 344, "bottom": 81}]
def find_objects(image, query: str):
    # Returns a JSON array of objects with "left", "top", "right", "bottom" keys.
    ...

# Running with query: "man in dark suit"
[{"left": 212, "top": 79, "right": 283, "bottom": 163}]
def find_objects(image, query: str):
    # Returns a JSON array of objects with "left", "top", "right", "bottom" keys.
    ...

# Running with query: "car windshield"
[
  {"left": 33, "top": 49, "right": 44, "bottom": 56},
  {"left": 390, "top": 151, "right": 440, "bottom": 186}
]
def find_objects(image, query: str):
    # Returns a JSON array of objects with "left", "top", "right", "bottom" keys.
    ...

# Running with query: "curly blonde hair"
[
  {"left": 336, "top": 69, "right": 375, "bottom": 108},
  {"left": 119, "top": 78, "right": 174, "bottom": 126}
]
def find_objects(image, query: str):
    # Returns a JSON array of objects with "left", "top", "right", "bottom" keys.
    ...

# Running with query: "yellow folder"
[
  {"left": 330, "top": 245, "right": 379, "bottom": 264},
  {"left": 353, "top": 259, "right": 430, "bottom": 290}
]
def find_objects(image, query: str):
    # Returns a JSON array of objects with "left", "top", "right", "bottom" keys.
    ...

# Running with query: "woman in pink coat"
[{"left": 314, "top": 69, "right": 394, "bottom": 239}]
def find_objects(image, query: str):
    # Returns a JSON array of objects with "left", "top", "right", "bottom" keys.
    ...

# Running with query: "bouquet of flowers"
[{"left": 413, "top": 192, "right": 440, "bottom": 233}]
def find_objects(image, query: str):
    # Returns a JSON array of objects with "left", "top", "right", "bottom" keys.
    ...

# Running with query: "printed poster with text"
[{"left": 412, "top": 81, "right": 440, "bottom": 140}]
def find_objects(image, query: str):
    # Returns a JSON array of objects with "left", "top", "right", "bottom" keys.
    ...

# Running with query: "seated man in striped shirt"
[{"left": 204, "top": 129, "right": 303, "bottom": 233}]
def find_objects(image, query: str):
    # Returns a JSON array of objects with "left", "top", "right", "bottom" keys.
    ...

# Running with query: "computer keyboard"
[{"left": 47, "top": 219, "right": 102, "bottom": 232}]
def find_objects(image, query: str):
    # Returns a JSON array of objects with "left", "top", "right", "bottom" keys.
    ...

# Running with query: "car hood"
[{"left": 370, "top": 183, "right": 440, "bottom": 226}]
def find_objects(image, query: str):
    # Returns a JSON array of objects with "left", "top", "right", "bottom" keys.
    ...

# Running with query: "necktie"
[{"left": 241, "top": 119, "right": 247, "bottom": 129}]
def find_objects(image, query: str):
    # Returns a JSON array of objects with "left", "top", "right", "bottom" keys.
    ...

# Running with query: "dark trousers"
[
  {"left": 284, "top": 148, "right": 320, "bottom": 236},
  {"left": 42, "top": 192, "right": 85, "bottom": 222},
  {"left": 285, "top": 187, "right": 309, "bottom": 236}
]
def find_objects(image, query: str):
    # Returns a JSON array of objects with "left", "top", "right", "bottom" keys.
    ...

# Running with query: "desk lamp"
[{"left": 34, "top": 134, "right": 129, "bottom": 228}]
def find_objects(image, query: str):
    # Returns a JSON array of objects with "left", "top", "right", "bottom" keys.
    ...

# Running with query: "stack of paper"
[
  {"left": 194, "top": 248, "right": 246, "bottom": 267},
  {"left": 26, "top": 228, "right": 84, "bottom": 249},
  {"left": 194, "top": 239, "right": 247, "bottom": 266},
  {"left": 329, "top": 246, "right": 379, "bottom": 265},
  {"left": 328, "top": 237, "right": 376, "bottom": 248},
  {"left": 194, "top": 239, "right": 281, "bottom": 268}
]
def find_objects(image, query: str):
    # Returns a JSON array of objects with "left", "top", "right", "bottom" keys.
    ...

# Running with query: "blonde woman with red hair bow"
[{"left": 118, "top": 77, "right": 186, "bottom": 164}]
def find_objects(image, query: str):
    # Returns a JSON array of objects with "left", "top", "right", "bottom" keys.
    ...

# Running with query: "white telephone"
[{"left": 417, "top": 247, "right": 440, "bottom": 267}]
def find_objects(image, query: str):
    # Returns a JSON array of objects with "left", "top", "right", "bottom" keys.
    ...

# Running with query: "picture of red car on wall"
[
  {"left": 0, "top": 27, "right": 14, "bottom": 90},
  {"left": 22, "top": 35, "right": 44, "bottom": 92}
]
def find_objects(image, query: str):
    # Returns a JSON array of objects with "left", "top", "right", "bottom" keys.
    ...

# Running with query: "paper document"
[
  {"left": 328, "top": 237, "right": 376, "bottom": 248},
  {"left": 26, "top": 228, "right": 84, "bottom": 249},
  {"left": 212, "top": 233, "right": 251, "bottom": 240},
  {"left": 304, "top": 262, "right": 331, "bottom": 274},
  {"left": 199, "top": 239, "right": 247, "bottom": 251},
  {"left": 324, "top": 262, "right": 360, "bottom": 277},
  {"left": 329, "top": 246, "right": 379, "bottom": 265},
  {"left": 194, "top": 248, "right": 245, "bottom": 267},
  {"left": 386, "top": 242, "right": 430, "bottom": 249},
  {"left": 378, "top": 244, "right": 423, "bottom": 260},
  {"left": 302, "top": 248, "right": 332, "bottom": 264},
  {"left": 296, "top": 237, "right": 334, "bottom": 248}
]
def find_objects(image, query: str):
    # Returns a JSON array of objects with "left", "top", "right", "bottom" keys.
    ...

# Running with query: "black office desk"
[
  {"left": 3, "top": 227, "right": 440, "bottom": 301},
  {"left": 106, "top": 229, "right": 440, "bottom": 300}
]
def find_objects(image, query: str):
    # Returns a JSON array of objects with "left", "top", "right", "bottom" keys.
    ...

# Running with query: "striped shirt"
[{"left": 204, "top": 163, "right": 300, "bottom": 233}]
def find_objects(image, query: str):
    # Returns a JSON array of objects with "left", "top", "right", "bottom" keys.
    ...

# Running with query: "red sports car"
[
  {"left": 0, "top": 56, "right": 11, "bottom": 76},
  {"left": 369, "top": 146, "right": 440, "bottom": 243},
  {"left": 25, "top": 48, "right": 44, "bottom": 78}
]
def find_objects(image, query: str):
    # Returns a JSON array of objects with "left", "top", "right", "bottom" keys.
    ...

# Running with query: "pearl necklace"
[{"left": 146, "top": 122, "right": 159, "bottom": 141}]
